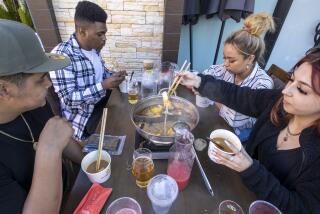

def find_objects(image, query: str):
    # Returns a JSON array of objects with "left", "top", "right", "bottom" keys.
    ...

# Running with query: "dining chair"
[{"left": 267, "top": 64, "right": 290, "bottom": 89}]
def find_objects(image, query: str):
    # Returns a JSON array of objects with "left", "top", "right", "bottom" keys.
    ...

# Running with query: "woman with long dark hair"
[{"left": 179, "top": 48, "right": 320, "bottom": 213}]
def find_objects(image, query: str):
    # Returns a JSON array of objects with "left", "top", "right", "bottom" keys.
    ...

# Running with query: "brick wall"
[{"left": 52, "top": 0, "right": 164, "bottom": 72}]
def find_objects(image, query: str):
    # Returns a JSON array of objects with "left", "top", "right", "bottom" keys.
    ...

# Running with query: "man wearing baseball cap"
[{"left": 0, "top": 20, "right": 83, "bottom": 213}]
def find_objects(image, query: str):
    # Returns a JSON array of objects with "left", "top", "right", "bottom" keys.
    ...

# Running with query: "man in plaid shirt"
[{"left": 49, "top": 1, "right": 126, "bottom": 140}]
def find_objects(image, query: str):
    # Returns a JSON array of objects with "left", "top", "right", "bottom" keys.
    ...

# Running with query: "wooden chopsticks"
[
  {"left": 96, "top": 108, "right": 108, "bottom": 172},
  {"left": 168, "top": 60, "right": 191, "bottom": 96}
]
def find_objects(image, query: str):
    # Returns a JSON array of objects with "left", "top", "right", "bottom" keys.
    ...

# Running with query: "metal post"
[{"left": 213, "top": 20, "right": 226, "bottom": 64}]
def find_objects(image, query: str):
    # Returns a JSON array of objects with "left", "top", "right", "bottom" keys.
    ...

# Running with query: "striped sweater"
[{"left": 202, "top": 63, "right": 274, "bottom": 129}]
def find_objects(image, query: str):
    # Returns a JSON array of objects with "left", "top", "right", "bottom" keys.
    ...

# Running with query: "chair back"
[{"left": 267, "top": 64, "right": 290, "bottom": 89}]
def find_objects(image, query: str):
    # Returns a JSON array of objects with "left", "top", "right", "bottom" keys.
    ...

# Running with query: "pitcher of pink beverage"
[{"left": 167, "top": 130, "right": 195, "bottom": 191}]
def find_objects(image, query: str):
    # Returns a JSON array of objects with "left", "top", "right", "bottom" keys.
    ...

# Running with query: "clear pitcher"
[{"left": 167, "top": 129, "right": 195, "bottom": 191}]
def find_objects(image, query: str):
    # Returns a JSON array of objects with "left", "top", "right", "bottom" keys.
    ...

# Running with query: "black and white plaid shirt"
[{"left": 49, "top": 34, "right": 111, "bottom": 140}]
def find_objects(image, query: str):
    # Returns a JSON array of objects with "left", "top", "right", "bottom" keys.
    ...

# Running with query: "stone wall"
[{"left": 52, "top": 0, "right": 164, "bottom": 72}]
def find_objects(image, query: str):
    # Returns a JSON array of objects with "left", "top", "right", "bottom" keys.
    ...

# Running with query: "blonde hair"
[{"left": 225, "top": 12, "right": 275, "bottom": 64}]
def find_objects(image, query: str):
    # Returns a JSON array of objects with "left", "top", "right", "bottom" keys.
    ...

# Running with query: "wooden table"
[{"left": 62, "top": 87, "right": 256, "bottom": 214}]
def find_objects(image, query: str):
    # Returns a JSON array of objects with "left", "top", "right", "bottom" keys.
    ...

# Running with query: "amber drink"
[
  {"left": 128, "top": 90, "right": 138, "bottom": 104},
  {"left": 131, "top": 148, "right": 154, "bottom": 188},
  {"left": 127, "top": 80, "right": 139, "bottom": 104}
]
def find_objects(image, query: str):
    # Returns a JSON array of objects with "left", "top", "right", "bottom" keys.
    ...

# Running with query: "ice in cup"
[
  {"left": 147, "top": 174, "right": 179, "bottom": 214},
  {"left": 81, "top": 150, "right": 111, "bottom": 183},
  {"left": 131, "top": 148, "right": 154, "bottom": 188},
  {"left": 208, "top": 129, "right": 242, "bottom": 161},
  {"left": 106, "top": 197, "right": 142, "bottom": 214}
]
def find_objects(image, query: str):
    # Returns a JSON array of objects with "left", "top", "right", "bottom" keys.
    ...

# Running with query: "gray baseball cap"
[{"left": 0, "top": 19, "right": 70, "bottom": 76}]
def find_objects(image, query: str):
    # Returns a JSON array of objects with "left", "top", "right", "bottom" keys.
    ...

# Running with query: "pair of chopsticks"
[
  {"left": 96, "top": 108, "right": 108, "bottom": 172},
  {"left": 167, "top": 60, "right": 191, "bottom": 96}
]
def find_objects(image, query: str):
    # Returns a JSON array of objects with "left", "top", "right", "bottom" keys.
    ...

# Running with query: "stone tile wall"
[{"left": 52, "top": 0, "right": 164, "bottom": 72}]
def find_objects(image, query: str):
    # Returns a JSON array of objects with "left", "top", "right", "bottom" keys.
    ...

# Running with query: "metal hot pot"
[{"left": 130, "top": 95, "right": 199, "bottom": 145}]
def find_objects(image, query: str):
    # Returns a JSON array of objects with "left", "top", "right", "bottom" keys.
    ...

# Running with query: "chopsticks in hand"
[{"left": 168, "top": 60, "right": 191, "bottom": 96}]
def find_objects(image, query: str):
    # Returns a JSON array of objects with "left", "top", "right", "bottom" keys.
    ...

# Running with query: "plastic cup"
[
  {"left": 158, "top": 61, "right": 176, "bottom": 90},
  {"left": 208, "top": 129, "right": 242, "bottom": 161},
  {"left": 81, "top": 150, "right": 111, "bottom": 183},
  {"left": 219, "top": 200, "right": 244, "bottom": 214},
  {"left": 119, "top": 77, "right": 128, "bottom": 93},
  {"left": 196, "top": 95, "right": 214, "bottom": 108},
  {"left": 106, "top": 197, "right": 142, "bottom": 214},
  {"left": 147, "top": 174, "right": 179, "bottom": 214},
  {"left": 249, "top": 200, "right": 282, "bottom": 214}
]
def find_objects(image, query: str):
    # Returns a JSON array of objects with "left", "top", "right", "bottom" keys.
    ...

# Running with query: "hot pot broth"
[{"left": 134, "top": 101, "right": 195, "bottom": 136}]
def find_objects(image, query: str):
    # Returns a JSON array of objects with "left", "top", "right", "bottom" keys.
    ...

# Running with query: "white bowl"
[
  {"left": 208, "top": 129, "right": 241, "bottom": 160},
  {"left": 81, "top": 150, "right": 111, "bottom": 183}
]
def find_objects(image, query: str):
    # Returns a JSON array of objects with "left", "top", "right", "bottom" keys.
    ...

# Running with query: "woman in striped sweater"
[{"left": 203, "top": 12, "right": 275, "bottom": 141}]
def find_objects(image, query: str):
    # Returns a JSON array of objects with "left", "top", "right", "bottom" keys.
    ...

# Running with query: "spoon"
[{"left": 206, "top": 137, "right": 234, "bottom": 153}]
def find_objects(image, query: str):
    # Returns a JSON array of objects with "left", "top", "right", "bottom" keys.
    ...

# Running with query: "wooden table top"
[{"left": 62, "top": 87, "right": 256, "bottom": 214}]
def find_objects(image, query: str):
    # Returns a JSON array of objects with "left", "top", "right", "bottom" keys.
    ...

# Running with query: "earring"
[{"left": 246, "top": 64, "right": 251, "bottom": 70}]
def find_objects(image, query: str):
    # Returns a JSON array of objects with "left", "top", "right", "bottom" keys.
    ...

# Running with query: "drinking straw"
[
  {"left": 96, "top": 108, "right": 108, "bottom": 172},
  {"left": 129, "top": 71, "right": 135, "bottom": 82},
  {"left": 194, "top": 148, "right": 214, "bottom": 197}
]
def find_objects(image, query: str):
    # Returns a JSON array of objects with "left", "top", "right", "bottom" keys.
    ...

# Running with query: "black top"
[
  {"left": 258, "top": 136, "right": 302, "bottom": 184},
  {"left": 198, "top": 74, "right": 320, "bottom": 213},
  {"left": 0, "top": 103, "right": 53, "bottom": 213}
]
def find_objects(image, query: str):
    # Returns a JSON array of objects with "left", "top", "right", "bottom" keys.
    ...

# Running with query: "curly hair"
[
  {"left": 225, "top": 12, "right": 275, "bottom": 65},
  {"left": 75, "top": 1, "right": 107, "bottom": 24}
]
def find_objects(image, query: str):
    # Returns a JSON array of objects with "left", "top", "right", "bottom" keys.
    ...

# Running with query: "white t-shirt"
[{"left": 81, "top": 49, "right": 104, "bottom": 83}]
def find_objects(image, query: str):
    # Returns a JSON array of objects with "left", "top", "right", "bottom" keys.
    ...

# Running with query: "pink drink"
[
  {"left": 167, "top": 160, "right": 191, "bottom": 191},
  {"left": 249, "top": 202, "right": 281, "bottom": 214},
  {"left": 115, "top": 208, "right": 137, "bottom": 214}
]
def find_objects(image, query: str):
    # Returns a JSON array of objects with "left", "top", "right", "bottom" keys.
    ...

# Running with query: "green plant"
[
  {"left": 17, "top": 0, "right": 33, "bottom": 28},
  {"left": 0, "top": 0, "right": 34, "bottom": 29}
]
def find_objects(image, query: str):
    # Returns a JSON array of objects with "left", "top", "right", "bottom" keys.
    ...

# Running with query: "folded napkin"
[{"left": 73, "top": 183, "right": 112, "bottom": 214}]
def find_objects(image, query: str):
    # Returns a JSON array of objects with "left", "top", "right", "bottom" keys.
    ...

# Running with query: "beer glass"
[
  {"left": 127, "top": 80, "right": 139, "bottom": 104},
  {"left": 132, "top": 148, "right": 154, "bottom": 188}
]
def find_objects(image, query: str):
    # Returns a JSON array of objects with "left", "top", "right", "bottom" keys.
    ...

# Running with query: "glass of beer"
[
  {"left": 127, "top": 80, "right": 139, "bottom": 104},
  {"left": 132, "top": 148, "right": 154, "bottom": 188}
]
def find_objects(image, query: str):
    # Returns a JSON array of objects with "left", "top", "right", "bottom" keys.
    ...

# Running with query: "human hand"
[
  {"left": 117, "top": 70, "right": 127, "bottom": 77},
  {"left": 37, "top": 116, "right": 74, "bottom": 153},
  {"left": 102, "top": 71, "right": 126, "bottom": 89},
  {"left": 210, "top": 141, "right": 253, "bottom": 172},
  {"left": 178, "top": 71, "right": 201, "bottom": 89}
]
